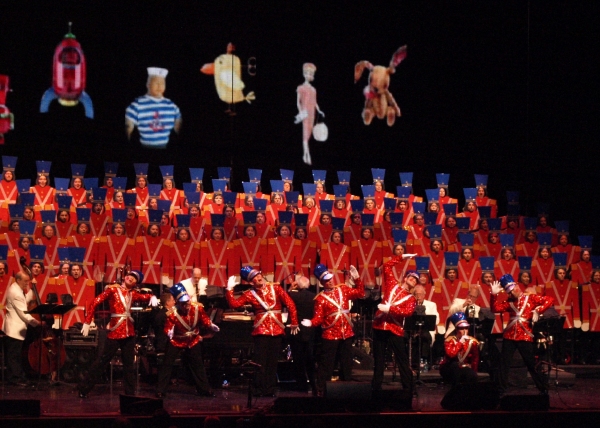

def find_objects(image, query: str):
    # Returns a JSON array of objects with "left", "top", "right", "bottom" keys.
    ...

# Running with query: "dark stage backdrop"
[{"left": 0, "top": 1, "right": 598, "bottom": 248}]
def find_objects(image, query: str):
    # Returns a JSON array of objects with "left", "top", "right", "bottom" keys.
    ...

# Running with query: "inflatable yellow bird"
[{"left": 201, "top": 43, "right": 255, "bottom": 107}]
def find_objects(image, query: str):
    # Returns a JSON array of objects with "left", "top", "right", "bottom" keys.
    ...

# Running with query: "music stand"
[
  {"left": 404, "top": 315, "right": 436, "bottom": 385},
  {"left": 48, "top": 302, "right": 76, "bottom": 386},
  {"left": 534, "top": 315, "right": 572, "bottom": 388}
]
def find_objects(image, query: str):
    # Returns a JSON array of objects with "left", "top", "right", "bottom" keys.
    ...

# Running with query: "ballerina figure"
[{"left": 295, "top": 63, "right": 324, "bottom": 165}]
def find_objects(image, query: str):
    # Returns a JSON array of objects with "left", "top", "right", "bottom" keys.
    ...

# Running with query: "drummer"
[{"left": 77, "top": 270, "right": 158, "bottom": 398}]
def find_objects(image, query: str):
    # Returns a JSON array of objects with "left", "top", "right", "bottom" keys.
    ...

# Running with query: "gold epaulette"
[
  {"left": 107, "top": 283, "right": 121, "bottom": 289},
  {"left": 136, "top": 237, "right": 144, "bottom": 243},
  {"left": 191, "top": 301, "right": 204, "bottom": 308},
  {"left": 98, "top": 236, "right": 107, "bottom": 243}
]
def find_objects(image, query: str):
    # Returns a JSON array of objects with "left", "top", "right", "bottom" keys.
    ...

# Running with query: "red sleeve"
[
  {"left": 84, "top": 287, "right": 112, "bottom": 324},
  {"left": 226, "top": 288, "right": 248, "bottom": 309}
]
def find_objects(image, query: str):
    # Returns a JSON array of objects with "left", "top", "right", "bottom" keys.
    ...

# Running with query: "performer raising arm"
[
  {"left": 490, "top": 273, "right": 553, "bottom": 394},
  {"left": 371, "top": 254, "right": 418, "bottom": 394},
  {"left": 301, "top": 264, "right": 364, "bottom": 397}
]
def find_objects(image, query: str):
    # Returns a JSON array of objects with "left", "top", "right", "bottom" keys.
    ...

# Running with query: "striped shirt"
[{"left": 125, "top": 95, "right": 181, "bottom": 148}]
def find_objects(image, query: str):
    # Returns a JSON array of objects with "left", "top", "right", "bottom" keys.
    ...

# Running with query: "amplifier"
[{"left": 64, "top": 329, "right": 99, "bottom": 347}]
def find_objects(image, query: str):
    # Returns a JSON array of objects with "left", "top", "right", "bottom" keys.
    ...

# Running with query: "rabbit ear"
[
  {"left": 354, "top": 61, "right": 373, "bottom": 83},
  {"left": 388, "top": 45, "right": 407, "bottom": 73}
]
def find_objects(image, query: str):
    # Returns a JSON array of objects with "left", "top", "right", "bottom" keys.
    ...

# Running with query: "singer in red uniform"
[
  {"left": 371, "top": 256, "right": 417, "bottom": 392},
  {"left": 225, "top": 267, "right": 299, "bottom": 397},
  {"left": 78, "top": 270, "right": 158, "bottom": 397},
  {"left": 301, "top": 264, "right": 364, "bottom": 397},
  {"left": 156, "top": 283, "right": 219, "bottom": 398},
  {"left": 490, "top": 274, "right": 553, "bottom": 393}
]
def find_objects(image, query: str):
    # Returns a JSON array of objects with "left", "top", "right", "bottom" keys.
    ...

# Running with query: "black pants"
[
  {"left": 500, "top": 338, "right": 547, "bottom": 392},
  {"left": 157, "top": 341, "right": 210, "bottom": 394},
  {"left": 79, "top": 336, "right": 136, "bottom": 396},
  {"left": 252, "top": 335, "right": 282, "bottom": 396},
  {"left": 372, "top": 329, "right": 412, "bottom": 391},
  {"left": 5, "top": 336, "right": 27, "bottom": 383},
  {"left": 317, "top": 337, "right": 353, "bottom": 395},
  {"left": 439, "top": 361, "right": 478, "bottom": 386},
  {"left": 290, "top": 337, "right": 316, "bottom": 391}
]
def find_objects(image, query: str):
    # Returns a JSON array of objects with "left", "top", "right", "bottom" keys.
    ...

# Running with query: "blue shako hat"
[
  {"left": 240, "top": 266, "right": 260, "bottom": 282},
  {"left": 449, "top": 311, "right": 470, "bottom": 329},
  {"left": 170, "top": 282, "right": 190, "bottom": 302},
  {"left": 314, "top": 264, "right": 333, "bottom": 283},
  {"left": 404, "top": 270, "right": 419, "bottom": 282},
  {"left": 499, "top": 274, "right": 517, "bottom": 293},
  {"left": 127, "top": 270, "right": 144, "bottom": 284}
]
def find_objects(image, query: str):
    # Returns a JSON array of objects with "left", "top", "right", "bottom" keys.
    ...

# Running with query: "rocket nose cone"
[{"left": 200, "top": 63, "right": 215, "bottom": 75}]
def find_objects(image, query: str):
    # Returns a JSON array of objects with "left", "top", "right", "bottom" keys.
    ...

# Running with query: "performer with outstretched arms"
[
  {"left": 301, "top": 264, "right": 364, "bottom": 397},
  {"left": 372, "top": 254, "right": 417, "bottom": 393},
  {"left": 225, "top": 266, "right": 299, "bottom": 397},
  {"left": 78, "top": 270, "right": 158, "bottom": 398},
  {"left": 490, "top": 273, "right": 554, "bottom": 394}
]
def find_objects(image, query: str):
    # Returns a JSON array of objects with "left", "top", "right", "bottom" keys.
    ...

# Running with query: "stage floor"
[{"left": 1, "top": 366, "right": 600, "bottom": 427}]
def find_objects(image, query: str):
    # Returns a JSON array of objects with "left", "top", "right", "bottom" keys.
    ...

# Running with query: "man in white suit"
[
  {"left": 179, "top": 268, "right": 206, "bottom": 304},
  {"left": 411, "top": 284, "right": 439, "bottom": 363},
  {"left": 3, "top": 272, "right": 40, "bottom": 386}
]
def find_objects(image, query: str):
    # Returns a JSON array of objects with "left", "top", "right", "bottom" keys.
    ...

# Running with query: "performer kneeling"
[
  {"left": 78, "top": 270, "right": 158, "bottom": 398},
  {"left": 156, "top": 283, "right": 219, "bottom": 398},
  {"left": 490, "top": 274, "right": 554, "bottom": 394},
  {"left": 439, "top": 312, "right": 479, "bottom": 386},
  {"left": 301, "top": 264, "right": 364, "bottom": 397}
]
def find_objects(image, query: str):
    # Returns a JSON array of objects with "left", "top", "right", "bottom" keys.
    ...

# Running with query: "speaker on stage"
[
  {"left": 119, "top": 394, "right": 164, "bottom": 415},
  {"left": 326, "top": 381, "right": 373, "bottom": 412},
  {"left": 441, "top": 382, "right": 500, "bottom": 410},
  {"left": 0, "top": 399, "right": 41, "bottom": 417},
  {"left": 500, "top": 393, "right": 549, "bottom": 411}
]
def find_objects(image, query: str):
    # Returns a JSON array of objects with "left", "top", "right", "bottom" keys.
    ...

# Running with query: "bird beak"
[{"left": 200, "top": 63, "right": 215, "bottom": 75}]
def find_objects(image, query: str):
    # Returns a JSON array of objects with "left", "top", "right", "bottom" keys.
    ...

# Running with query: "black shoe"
[
  {"left": 197, "top": 389, "right": 215, "bottom": 397},
  {"left": 156, "top": 392, "right": 166, "bottom": 399}
]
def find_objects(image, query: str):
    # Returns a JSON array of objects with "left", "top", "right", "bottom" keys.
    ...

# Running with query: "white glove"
[
  {"left": 301, "top": 319, "right": 312, "bottom": 327},
  {"left": 349, "top": 265, "right": 360, "bottom": 280},
  {"left": 459, "top": 334, "right": 470, "bottom": 343},
  {"left": 290, "top": 325, "right": 300, "bottom": 335},
  {"left": 402, "top": 253, "right": 418, "bottom": 259},
  {"left": 532, "top": 310, "right": 540, "bottom": 323},
  {"left": 161, "top": 275, "right": 170, "bottom": 286},
  {"left": 378, "top": 303, "right": 391, "bottom": 313},
  {"left": 167, "top": 326, "right": 174, "bottom": 340},
  {"left": 210, "top": 323, "right": 220, "bottom": 332},
  {"left": 149, "top": 295, "right": 159, "bottom": 307},
  {"left": 294, "top": 109, "right": 308, "bottom": 124},
  {"left": 491, "top": 280, "right": 502, "bottom": 295},
  {"left": 226, "top": 275, "right": 237, "bottom": 291},
  {"left": 81, "top": 323, "right": 90, "bottom": 337}
]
